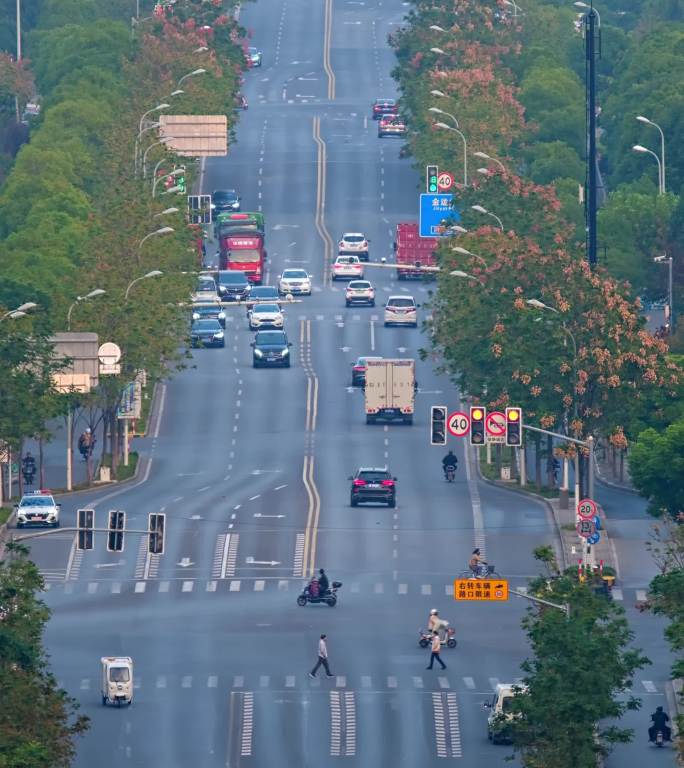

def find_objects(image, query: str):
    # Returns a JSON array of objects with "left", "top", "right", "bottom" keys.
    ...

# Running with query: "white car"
[
  {"left": 14, "top": 490, "right": 61, "bottom": 528},
  {"left": 332, "top": 255, "right": 364, "bottom": 281},
  {"left": 278, "top": 269, "right": 312, "bottom": 296},
  {"left": 384, "top": 295, "right": 418, "bottom": 327},
  {"left": 339, "top": 232, "right": 369, "bottom": 260},
  {"left": 248, "top": 302, "right": 285, "bottom": 330},
  {"left": 345, "top": 280, "right": 375, "bottom": 307}
]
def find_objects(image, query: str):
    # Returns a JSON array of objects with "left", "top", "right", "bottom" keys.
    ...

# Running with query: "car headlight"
[
  {"left": 218, "top": 311, "right": 226, "bottom": 320},
  {"left": 281, "top": 347, "right": 289, "bottom": 356},
  {"left": 192, "top": 312, "right": 200, "bottom": 320},
  {"left": 254, "top": 349, "right": 264, "bottom": 358},
  {"left": 215, "top": 331, "right": 224, "bottom": 339}
]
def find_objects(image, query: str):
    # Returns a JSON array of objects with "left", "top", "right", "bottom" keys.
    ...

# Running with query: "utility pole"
[
  {"left": 15, "top": 0, "right": 22, "bottom": 123},
  {"left": 582, "top": 4, "right": 600, "bottom": 268}
]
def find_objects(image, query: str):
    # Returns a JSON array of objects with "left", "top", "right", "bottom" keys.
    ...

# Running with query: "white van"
[
  {"left": 384, "top": 295, "right": 418, "bottom": 327},
  {"left": 485, "top": 683, "right": 524, "bottom": 744}
]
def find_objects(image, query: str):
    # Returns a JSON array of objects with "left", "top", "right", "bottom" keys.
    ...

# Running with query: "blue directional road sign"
[
  {"left": 419, "top": 193, "right": 459, "bottom": 237},
  {"left": 587, "top": 532, "right": 600, "bottom": 545}
]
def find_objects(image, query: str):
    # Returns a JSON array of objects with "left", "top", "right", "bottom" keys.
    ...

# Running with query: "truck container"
[
  {"left": 394, "top": 222, "right": 438, "bottom": 280},
  {"left": 364, "top": 359, "right": 415, "bottom": 424},
  {"left": 219, "top": 232, "right": 267, "bottom": 284}
]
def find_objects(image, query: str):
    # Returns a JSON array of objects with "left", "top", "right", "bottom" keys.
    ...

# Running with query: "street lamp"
[
  {"left": 429, "top": 25, "right": 446, "bottom": 32},
  {"left": 154, "top": 207, "right": 179, "bottom": 217},
  {"left": 429, "top": 106, "right": 459, "bottom": 128},
  {"left": 142, "top": 137, "right": 178, "bottom": 179},
  {"left": 654, "top": 255, "right": 675, "bottom": 331},
  {"left": 66, "top": 289, "right": 106, "bottom": 331},
  {"left": 177, "top": 68, "right": 206, "bottom": 87},
  {"left": 452, "top": 246, "right": 487, "bottom": 265},
  {"left": 574, "top": 1, "right": 600, "bottom": 25},
  {"left": 477, "top": 167, "right": 491, "bottom": 177},
  {"left": 169, "top": 89, "right": 184, "bottom": 97},
  {"left": 125, "top": 270, "right": 163, "bottom": 301},
  {"left": 503, "top": 0, "right": 522, "bottom": 16},
  {"left": 636, "top": 115, "right": 666, "bottom": 193},
  {"left": 471, "top": 204, "right": 504, "bottom": 231},
  {"left": 449, "top": 269, "right": 484, "bottom": 284},
  {"left": 434, "top": 121, "right": 468, "bottom": 186},
  {"left": 449, "top": 225, "right": 468, "bottom": 234},
  {"left": 430, "top": 47, "right": 446, "bottom": 55},
  {"left": 194, "top": 46, "right": 209, "bottom": 53},
  {"left": 152, "top": 168, "right": 185, "bottom": 198},
  {"left": 430, "top": 89, "right": 447, "bottom": 98},
  {"left": 1, "top": 301, "right": 37, "bottom": 321},
  {"left": 633, "top": 145, "right": 664, "bottom": 194},
  {"left": 473, "top": 150, "right": 506, "bottom": 172},
  {"left": 135, "top": 121, "right": 161, "bottom": 177},
  {"left": 137, "top": 229, "right": 173, "bottom": 264},
  {"left": 138, "top": 104, "right": 169, "bottom": 137}
]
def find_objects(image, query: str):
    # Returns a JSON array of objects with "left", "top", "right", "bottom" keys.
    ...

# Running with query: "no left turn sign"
[{"left": 447, "top": 411, "right": 469, "bottom": 437}]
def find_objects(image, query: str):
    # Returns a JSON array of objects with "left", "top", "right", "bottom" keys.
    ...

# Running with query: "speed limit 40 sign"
[{"left": 447, "top": 411, "right": 470, "bottom": 437}]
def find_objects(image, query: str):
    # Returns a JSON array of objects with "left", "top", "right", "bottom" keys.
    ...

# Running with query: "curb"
[
  {"left": 665, "top": 679, "right": 683, "bottom": 765},
  {"left": 474, "top": 457, "right": 569, "bottom": 570},
  {"left": 594, "top": 461, "right": 640, "bottom": 496}
]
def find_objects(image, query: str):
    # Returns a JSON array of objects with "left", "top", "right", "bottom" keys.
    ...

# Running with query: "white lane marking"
[
  {"left": 463, "top": 677, "right": 475, "bottom": 689},
  {"left": 135, "top": 582, "right": 146, "bottom": 593},
  {"left": 254, "top": 580, "right": 265, "bottom": 591},
  {"left": 464, "top": 443, "right": 486, "bottom": 555},
  {"left": 370, "top": 319, "right": 375, "bottom": 351},
  {"left": 275, "top": 484, "right": 287, "bottom": 490},
  {"left": 159, "top": 581, "right": 170, "bottom": 593},
  {"left": 438, "top": 677, "right": 450, "bottom": 689},
  {"left": 286, "top": 675, "right": 295, "bottom": 687},
  {"left": 241, "top": 692, "right": 254, "bottom": 756},
  {"left": 636, "top": 589, "right": 647, "bottom": 602},
  {"left": 182, "top": 675, "right": 192, "bottom": 688},
  {"left": 230, "top": 580, "right": 241, "bottom": 591},
  {"left": 156, "top": 675, "right": 167, "bottom": 689},
  {"left": 489, "top": 677, "right": 500, "bottom": 690},
  {"left": 182, "top": 581, "right": 194, "bottom": 593},
  {"left": 233, "top": 675, "right": 244, "bottom": 688},
  {"left": 413, "top": 676, "right": 424, "bottom": 688},
  {"left": 208, "top": 675, "right": 218, "bottom": 688},
  {"left": 642, "top": 680, "right": 657, "bottom": 693},
  {"left": 432, "top": 693, "right": 447, "bottom": 758},
  {"left": 361, "top": 676, "right": 372, "bottom": 688}
]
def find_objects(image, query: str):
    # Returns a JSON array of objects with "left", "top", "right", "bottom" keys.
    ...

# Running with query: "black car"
[
  {"left": 349, "top": 467, "right": 397, "bottom": 507},
  {"left": 251, "top": 330, "right": 292, "bottom": 368},
  {"left": 372, "top": 98, "right": 398, "bottom": 119},
  {"left": 245, "top": 285, "right": 280, "bottom": 311},
  {"left": 212, "top": 189, "right": 241, "bottom": 214},
  {"left": 351, "top": 356, "right": 382, "bottom": 386},
  {"left": 191, "top": 319, "right": 225, "bottom": 348},
  {"left": 192, "top": 303, "right": 226, "bottom": 327},
  {"left": 217, "top": 270, "right": 251, "bottom": 302}
]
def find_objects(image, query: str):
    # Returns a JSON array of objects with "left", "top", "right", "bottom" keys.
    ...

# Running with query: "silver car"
[{"left": 278, "top": 269, "right": 312, "bottom": 296}]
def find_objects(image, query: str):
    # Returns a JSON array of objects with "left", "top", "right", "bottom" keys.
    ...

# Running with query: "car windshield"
[
  {"left": 375, "top": 99, "right": 395, "bottom": 106},
  {"left": 501, "top": 696, "right": 515, "bottom": 714},
  {"left": 256, "top": 332, "right": 286, "bottom": 345},
  {"left": 20, "top": 496, "right": 54, "bottom": 507},
  {"left": 349, "top": 282, "right": 371, "bottom": 289},
  {"left": 344, "top": 235, "right": 364, "bottom": 242},
  {"left": 358, "top": 471, "right": 390, "bottom": 482},
  {"left": 110, "top": 667, "right": 130, "bottom": 683},
  {"left": 198, "top": 279, "right": 215, "bottom": 291},
  {"left": 388, "top": 298, "right": 415, "bottom": 308},
  {"left": 251, "top": 288, "right": 278, "bottom": 299},
  {"left": 337, "top": 257, "right": 358, "bottom": 264},
  {"left": 228, "top": 249, "right": 261, "bottom": 263},
  {"left": 219, "top": 273, "right": 248, "bottom": 286},
  {"left": 193, "top": 320, "right": 221, "bottom": 331},
  {"left": 254, "top": 304, "right": 280, "bottom": 313},
  {"left": 213, "top": 190, "right": 237, "bottom": 202},
  {"left": 193, "top": 305, "right": 219, "bottom": 315},
  {"left": 283, "top": 270, "right": 308, "bottom": 279}
]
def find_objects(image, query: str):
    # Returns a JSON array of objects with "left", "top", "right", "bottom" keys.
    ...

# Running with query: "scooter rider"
[
  {"left": 317, "top": 568, "right": 329, "bottom": 596},
  {"left": 22, "top": 452, "right": 36, "bottom": 481},
  {"left": 442, "top": 450, "right": 458, "bottom": 476},
  {"left": 648, "top": 706, "right": 671, "bottom": 742}
]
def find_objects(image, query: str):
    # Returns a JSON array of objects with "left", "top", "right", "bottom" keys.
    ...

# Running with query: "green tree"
[
  {"left": 630, "top": 418, "right": 684, "bottom": 517},
  {"left": 0, "top": 544, "right": 89, "bottom": 766},
  {"left": 524, "top": 141, "right": 584, "bottom": 185},
  {"left": 508, "top": 556, "right": 649, "bottom": 766}
]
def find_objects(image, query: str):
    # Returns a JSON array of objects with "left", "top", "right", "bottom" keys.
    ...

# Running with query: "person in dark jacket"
[
  {"left": 317, "top": 568, "right": 329, "bottom": 595},
  {"left": 648, "top": 706, "right": 671, "bottom": 742}
]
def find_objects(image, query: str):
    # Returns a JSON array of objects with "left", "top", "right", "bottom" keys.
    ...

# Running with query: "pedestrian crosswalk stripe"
[
  {"left": 111, "top": 582, "right": 121, "bottom": 594},
  {"left": 208, "top": 676, "right": 218, "bottom": 688},
  {"left": 80, "top": 678, "right": 90, "bottom": 690},
  {"left": 421, "top": 584, "right": 432, "bottom": 595},
  {"left": 463, "top": 677, "right": 475, "bottom": 689},
  {"left": 156, "top": 675, "right": 166, "bottom": 689},
  {"left": 87, "top": 582, "right": 98, "bottom": 594},
  {"left": 181, "top": 676, "right": 192, "bottom": 688},
  {"left": 398, "top": 583, "right": 408, "bottom": 594},
  {"left": 230, "top": 580, "right": 241, "bottom": 591},
  {"left": 387, "top": 676, "right": 397, "bottom": 688},
  {"left": 285, "top": 675, "right": 295, "bottom": 688},
  {"left": 444, "top": 584, "right": 452, "bottom": 595},
  {"left": 134, "top": 677, "right": 141, "bottom": 689},
  {"left": 278, "top": 579, "right": 289, "bottom": 591},
  {"left": 233, "top": 675, "right": 244, "bottom": 688},
  {"left": 182, "top": 580, "right": 193, "bottom": 593},
  {"left": 336, "top": 676, "right": 346, "bottom": 688},
  {"left": 374, "top": 582, "right": 384, "bottom": 594},
  {"left": 413, "top": 676, "right": 424, "bottom": 688},
  {"left": 254, "top": 580, "right": 265, "bottom": 591},
  {"left": 636, "top": 589, "right": 647, "bottom": 602},
  {"left": 159, "top": 581, "right": 170, "bottom": 593},
  {"left": 260, "top": 676, "right": 270, "bottom": 688},
  {"left": 611, "top": 588, "right": 623, "bottom": 600},
  {"left": 206, "top": 580, "right": 217, "bottom": 592},
  {"left": 642, "top": 680, "right": 657, "bottom": 693},
  {"left": 135, "top": 581, "right": 146, "bottom": 593},
  {"left": 438, "top": 677, "right": 450, "bottom": 689}
]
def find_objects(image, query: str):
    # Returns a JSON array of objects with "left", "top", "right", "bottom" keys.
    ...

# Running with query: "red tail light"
[
  {"left": 353, "top": 366, "right": 364, "bottom": 371},
  {"left": 381, "top": 479, "right": 395, "bottom": 487},
  {"left": 353, "top": 479, "right": 366, "bottom": 487}
]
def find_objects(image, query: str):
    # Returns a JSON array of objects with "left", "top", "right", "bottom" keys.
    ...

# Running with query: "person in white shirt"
[{"left": 309, "top": 634, "right": 334, "bottom": 678}]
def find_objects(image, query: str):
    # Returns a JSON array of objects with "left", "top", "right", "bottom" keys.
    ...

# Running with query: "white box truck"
[{"left": 364, "top": 359, "right": 415, "bottom": 424}]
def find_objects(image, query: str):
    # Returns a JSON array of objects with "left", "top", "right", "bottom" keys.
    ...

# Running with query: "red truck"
[
  {"left": 393, "top": 223, "right": 438, "bottom": 280},
  {"left": 219, "top": 232, "right": 267, "bottom": 284}
]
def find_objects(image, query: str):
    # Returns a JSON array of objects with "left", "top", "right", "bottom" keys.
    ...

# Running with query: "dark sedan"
[
  {"left": 217, "top": 270, "right": 251, "bottom": 302},
  {"left": 245, "top": 285, "right": 280, "bottom": 310},
  {"left": 192, "top": 302, "right": 226, "bottom": 327},
  {"left": 349, "top": 467, "right": 397, "bottom": 508},
  {"left": 212, "top": 189, "right": 241, "bottom": 214},
  {"left": 191, "top": 319, "right": 225, "bottom": 348},
  {"left": 251, "top": 330, "right": 292, "bottom": 368}
]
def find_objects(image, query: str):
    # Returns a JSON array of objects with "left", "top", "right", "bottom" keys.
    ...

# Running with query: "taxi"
[{"left": 14, "top": 490, "right": 61, "bottom": 528}]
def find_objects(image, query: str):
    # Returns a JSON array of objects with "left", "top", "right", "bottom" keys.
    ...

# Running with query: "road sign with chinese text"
[
  {"left": 576, "top": 519, "right": 596, "bottom": 539},
  {"left": 419, "top": 193, "right": 458, "bottom": 237},
  {"left": 454, "top": 579, "right": 509, "bottom": 601}
]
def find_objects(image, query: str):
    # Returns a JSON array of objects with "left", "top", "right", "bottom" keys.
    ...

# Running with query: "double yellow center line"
[
  {"left": 300, "top": 319, "right": 320, "bottom": 578},
  {"left": 323, "top": 0, "right": 336, "bottom": 100}
]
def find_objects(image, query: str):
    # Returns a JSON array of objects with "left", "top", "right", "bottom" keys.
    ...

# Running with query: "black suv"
[
  {"left": 217, "top": 270, "right": 251, "bottom": 302},
  {"left": 349, "top": 467, "right": 397, "bottom": 508},
  {"left": 251, "top": 330, "right": 292, "bottom": 368}
]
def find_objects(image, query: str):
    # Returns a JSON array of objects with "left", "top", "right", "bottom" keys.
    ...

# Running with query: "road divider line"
[
  {"left": 323, "top": 0, "right": 336, "bottom": 99},
  {"left": 301, "top": 455, "right": 316, "bottom": 576},
  {"left": 307, "top": 454, "right": 321, "bottom": 577},
  {"left": 312, "top": 117, "right": 334, "bottom": 284}
]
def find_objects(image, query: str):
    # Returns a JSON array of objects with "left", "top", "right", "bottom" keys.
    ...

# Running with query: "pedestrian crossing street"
[{"left": 40, "top": 575, "right": 649, "bottom": 606}]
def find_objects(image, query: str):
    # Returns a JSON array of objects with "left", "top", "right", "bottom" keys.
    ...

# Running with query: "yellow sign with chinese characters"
[{"left": 454, "top": 579, "right": 509, "bottom": 601}]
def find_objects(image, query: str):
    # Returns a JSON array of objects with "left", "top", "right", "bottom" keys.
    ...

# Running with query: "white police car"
[{"left": 14, "top": 490, "right": 61, "bottom": 528}]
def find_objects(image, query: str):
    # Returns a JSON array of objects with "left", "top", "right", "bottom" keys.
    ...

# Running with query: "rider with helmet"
[
  {"left": 442, "top": 450, "right": 458, "bottom": 477},
  {"left": 648, "top": 706, "right": 671, "bottom": 742}
]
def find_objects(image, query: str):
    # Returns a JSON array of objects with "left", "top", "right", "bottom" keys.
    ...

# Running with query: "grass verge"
[{"left": 0, "top": 507, "right": 11, "bottom": 526}]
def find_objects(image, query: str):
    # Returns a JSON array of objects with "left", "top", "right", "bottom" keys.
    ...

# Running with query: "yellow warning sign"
[{"left": 453, "top": 579, "right": 509, "bottom": 601}]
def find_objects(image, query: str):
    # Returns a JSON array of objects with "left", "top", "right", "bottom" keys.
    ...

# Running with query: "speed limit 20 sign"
[
  {"left": 577, "top": 498, "right": 597, "bottom": 520},
  {"left": 447, "top": 411, "right": 469, "bottom": 437}
]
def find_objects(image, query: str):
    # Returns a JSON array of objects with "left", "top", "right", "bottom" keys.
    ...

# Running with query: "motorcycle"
[
  {"left": 419, "top": 622, "right": 457, "bottom": 649},
  {"left": 297, "top": 581, "right": 342, "bottom": 607},
  {"left": 649, "top": 729, "right": 671, "bottom": 748},
  {"left": 444, "top": 464, "right": 457, "bottom": 482},
  {"left": 22, "top": 468, "right": 36, "bottom": 487}
]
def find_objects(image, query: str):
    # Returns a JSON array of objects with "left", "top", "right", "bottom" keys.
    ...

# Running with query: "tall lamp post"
[
  {"left": 473, "top": 150, "right": 506, "bottom": 172},
  {"left": 636, "top": 115, "right": 666, "bottom": 193},
  {"left": 142, "top": 137, "right": 177, "bottom": 180},
  {"left": 433, "top": 120, "right": 468, "bottom": 187},
  {"left": 125, "top": 270, "right": 163, "bottom": 301},
  {"left": 177, "top": 68, "right": 206, "bottom": 87},
  {"left": 633, "top": 145, "right": 664, "bottom": 195},
  {"left": 1, "top": 301, "right": 37, "bottom": 321},
  {"left": 471, "top": 204, "right": 504, "bottom": 231},
  {"left": 136, "top": 230, "right": 173, "bottom": 265},
  {"left": 67, "top": 289, "right": 106, "bottom": 331},
  {"left": 654, "top": 255, "right": 674, "bottom": 332}
]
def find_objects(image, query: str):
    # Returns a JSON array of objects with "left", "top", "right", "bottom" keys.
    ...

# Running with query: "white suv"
[
  {"left": 384, "top": 295, "right": 418, "bottom": 327},
  {"left": 15, "top": 491, "right": 61, "bottom": 528},
  {"left": 339, "top": 233, "right": 369, "bottom": 261}
]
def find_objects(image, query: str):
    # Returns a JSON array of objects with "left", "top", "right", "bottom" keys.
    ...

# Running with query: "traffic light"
[
  {"left": 505, "top": 407, "right": 522, "bottom": 446},
  {"left": 77, "top": 508, "right": 94, "bottom": 551},
  {"left": 430, "top": 405, "right": 447, "bottom": 445},
  {"left": 148, "top": 512, "right": 166, "bottom": 555},
  {"left": 470, "top": 406, "right": 486, "bottom": 445},
  {"left": 176, "top": 165, "right": 186, "bottom": 194},
  {"left": 427, "top": 164, "right": 439, "bottom": 193},
  {"left": 107, "top": 510, "right": 126, "bottom": 553}
]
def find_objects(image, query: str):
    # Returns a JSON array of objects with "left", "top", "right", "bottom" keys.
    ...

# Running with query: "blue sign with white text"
[{"left": 419, "top": 193, "right": 459, "bottom": 237}]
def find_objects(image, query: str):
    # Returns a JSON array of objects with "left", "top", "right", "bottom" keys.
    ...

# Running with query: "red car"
[
  {"left": 372, "top": 98, "right": 398, "bottom": 120},
  {"left": 378, "top": 116, "right": 407, "bottom": 138}
]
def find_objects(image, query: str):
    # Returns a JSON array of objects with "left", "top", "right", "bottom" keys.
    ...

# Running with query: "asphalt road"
[{"left": 14, "top": 0, "right": 677, "bottom": 764}]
